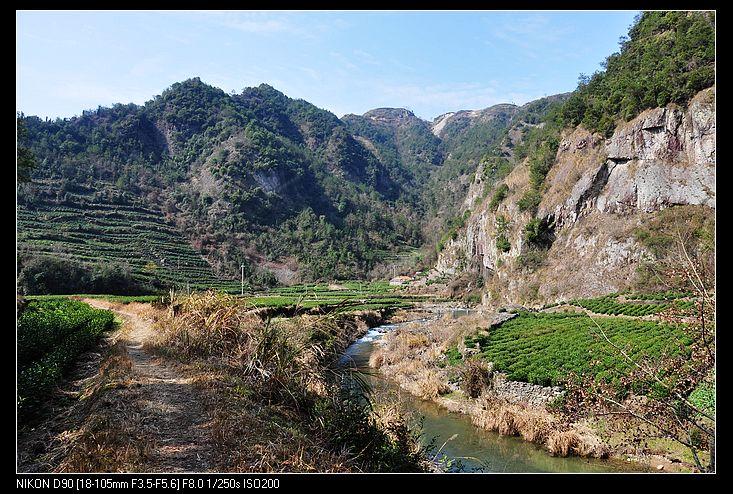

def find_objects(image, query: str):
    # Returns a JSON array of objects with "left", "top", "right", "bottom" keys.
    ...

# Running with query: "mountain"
[
  {"left": 18, "top": 78, "right": 562, "bottom": 293},
  {"left": 18, "top": 12, "right": 712, "bottom": 297},
  {"left": 342, "top": 107, "right": 443, "bottom": 196},
  {"left": 429, "top": 11, "right": 715, "bottom": 303},
  {"left": 17, "top": 80, "right": 426, "bottom": 291}
]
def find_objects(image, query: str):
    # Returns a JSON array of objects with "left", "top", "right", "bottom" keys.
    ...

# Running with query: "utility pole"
[{"left": 241, "top": 264, "right": 245, "bottom": 296}]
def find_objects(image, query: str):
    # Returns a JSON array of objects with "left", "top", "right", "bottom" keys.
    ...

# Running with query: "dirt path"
[{"left": 83, "top": 299, "right": 214, "bottom": 472}]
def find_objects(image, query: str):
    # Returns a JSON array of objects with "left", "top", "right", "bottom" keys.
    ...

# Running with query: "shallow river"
[{"left": 339, "top": 313, "right": 646, "bottom": 473}]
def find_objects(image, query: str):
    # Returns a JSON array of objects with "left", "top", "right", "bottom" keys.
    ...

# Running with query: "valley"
[{"left": 16, "top": 11, "right": 716, "bottom": 474}]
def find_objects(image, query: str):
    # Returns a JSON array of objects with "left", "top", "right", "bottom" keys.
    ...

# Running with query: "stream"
[{"left": 339, "top": 310, "right": 645, "bottom": 473}]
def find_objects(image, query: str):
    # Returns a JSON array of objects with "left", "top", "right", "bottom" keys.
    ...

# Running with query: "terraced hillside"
[
  {"left": 17, "top": 201, "right": 240, "bottom": 292},
  {"left": 244, "top": 281, "right": 429, "bottom": 312}
]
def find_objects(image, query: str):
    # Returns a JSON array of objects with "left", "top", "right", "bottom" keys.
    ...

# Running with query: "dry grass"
[
  {"left": 538, "top": 127, "right": 606, "bottom": 215},
  {"left": 198, "top": 377, "right": 351, "bottom": 472},
  {"left": 459, "top": 359, "right": 491, "bottom": 398},
  {"left": 21, "top": 292, "right": 427, "bottom": 473},
  {"left": 413, "top": 369, "right": 452, "bottom": 400},
  {"left": 372, "top": 314, "right": 495, "bottom": 403},
  {"left": 545, "top": 429, "right": 581, "bottom": 457},
  {"left": 371, "top": 329, "right": 449, "bottom": 401},
  {"left": 471, "top": 396, "right": 608, "bottom": 458},
  {"left": 77, "top": 341, "right": 134, "bottom": 400},
  {"left": 56, "top": 409, "right": 152, "bottom": 472},
  {"left": 148, "top": 291, "right": 328, "bottom": 411},
  {"left": 17, "top": 318, "right": 158, "bottom": 474},
  {"left": 149, "top": 291, "right": 263, "bottom": 360},
  {"left": 146, "top": 292, "right": 426, "bottom": 472},
  {"left": 371, "top": 311, "right": 612, "bottom": 459},
  {"left": 513, "top": 407, "right": 552, "bottom": 443},
  {"left": 53, "top": 341, "right": 154, "bottom": 472},
  {"left": 545, "top": 426, "right": 608, "bottom": 458}
]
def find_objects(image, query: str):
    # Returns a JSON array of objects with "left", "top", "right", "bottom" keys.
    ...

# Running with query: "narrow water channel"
[{"left": 339, "top": 314, "right": 645, "bottom": 473}]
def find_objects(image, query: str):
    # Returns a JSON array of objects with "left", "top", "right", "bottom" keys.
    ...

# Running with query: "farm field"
[
  {"left": 24, "top": 281, "right": 435, "bottom": 314},
  {"left": 243, "top": 281, "right": 430, "bottom": 312},
  {"left": 449, "top": 311, "right": 693, "bottom": 388},
  {"left": 17, "top": 298, "right": 115, "bottom": 419},
  {"left": 26, "top": 293, "right": 165, "bottom": 304},
  {"left": 17, "top": 201, "right": 241, "bottom": 292},
  {"left": 566, "top": 292, "right": 697, "bottom": 317}
]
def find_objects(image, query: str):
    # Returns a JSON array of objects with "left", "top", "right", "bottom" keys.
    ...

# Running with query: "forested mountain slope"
[
  {"left": 18, "top": 77, "right": 562, "bottom": 293},
  {"left": 18, "top": 81, "right": 426, "bottom": 291}
]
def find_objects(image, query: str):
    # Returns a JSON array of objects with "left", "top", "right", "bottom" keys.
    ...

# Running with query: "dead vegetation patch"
[
  {"left": 371, "top": 311, "right": 610, "bottom": 459},
  {"left": 471, "top": 396, "right": 608, "bottom": 458},
  {"left": 146, "top": 291, "right": 427, "bottom": 472},
  {"left": 19, "top": 339, "right": 154, "bottom": 472}
]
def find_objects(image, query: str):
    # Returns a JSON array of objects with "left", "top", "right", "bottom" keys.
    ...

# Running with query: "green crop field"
[
  {"left": 623, "top": 290, "right": 695, "bottom": 301},
  {"left": 450, "top": 312, "right": 692, "bottom": 388},
  {"left": 22, "top": 282, "right": 428, "bottom": 314},
  {"left": 241, "top": 281, "right": 424, "bottom": 312},
  {"left": 26, "top": 294, "right": 165, "bottom": 304},
  {"left": 17, "top": 299, "right": 116, "bottom": 419},
  {"left": 567, "top": 292, "right": 696, "bottom": 317},
  {"left": 17, "top": 201, "right": 241, "bottom": 292}
]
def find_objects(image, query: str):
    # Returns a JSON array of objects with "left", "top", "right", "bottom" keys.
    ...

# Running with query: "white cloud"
[
  {"left": 329, "top": 51, "right": 359, "bottom": 71},
  {"left": 482, "top": 13, "right": 574, "bottom": 60},
  {"left": 298, "top": 66, "right": 322, "bottom": 81},
  {"left": 195, "top": 12, "right": 348, "bottom": 39},
  {"left": 353, "top": 49, "right": 381, "bottom": 66}
]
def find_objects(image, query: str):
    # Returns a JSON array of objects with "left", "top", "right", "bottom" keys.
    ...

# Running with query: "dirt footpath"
[{"left": 82, "top": 299, "right": 214, "bottom": 472}]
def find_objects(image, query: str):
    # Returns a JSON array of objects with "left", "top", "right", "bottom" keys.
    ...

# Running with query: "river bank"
[
  {"left": 358, "top": 307, "right": 696, "bottom": 472},
  {"left": 340, "top": 312, "right": 642, "bottom": 472}
]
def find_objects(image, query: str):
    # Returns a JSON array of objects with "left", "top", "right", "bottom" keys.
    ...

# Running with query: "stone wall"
[{"left": 490, "top": 372, "right": 564, "bottom": 407}]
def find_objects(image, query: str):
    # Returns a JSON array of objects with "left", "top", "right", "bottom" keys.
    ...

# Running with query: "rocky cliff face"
[
  {"left": 430, "top": 104, "right": 519, "bottom": 138},
  {"left": 363, "top": 108, "right": 423, "bottom": 127},
  {"left": 435, "top": 87, "right": 715, "bottom": 304}
]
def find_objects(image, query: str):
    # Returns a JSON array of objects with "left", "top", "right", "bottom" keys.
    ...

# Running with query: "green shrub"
[
  {"left": 569, "top": 295, "right": 671, "bottom": 317},
  {"left": 489, "top": 183, "right": 510, "bottom": 211},
  {"left": 557, "top": 12, "right": 714, "bottom": 136},
  {"left": 516, "top": 248, "right": 547, "bottom": 272},
  {"left": 517, "top": 189, "right": 542, "bottom": 213},
  {"left": 17, "top": 299, "right": 115, "bottom": 419},
  {"left": 443, "top": 346, "right": 463, "bottom": 366},
  {"left": 495, "top": 234, "right": 511, "bottom": 253},
  {"left": 689, "top": 382, "right": 715, "bottom": 416}
]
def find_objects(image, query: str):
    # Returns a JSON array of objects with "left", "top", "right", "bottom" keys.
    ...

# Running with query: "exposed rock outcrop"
[
  {"left": 364, "top": 107, "right": 422, "bottom": 127},
  {"left": 538, "top": 87, "right": 715, "bottom": 228},
  {"left": 598, "top": 89, "right": 715, "bottom": 214},
  {"left": 435, "top": 87, "right": 716, "bottom": 304},
  {"left": 431, "top": 104, "right": 519, "bottom": 139}
]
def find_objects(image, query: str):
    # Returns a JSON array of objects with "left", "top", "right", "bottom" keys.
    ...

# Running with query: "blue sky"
[{"left": 17, "top": 10, "right": 639, "bottom": 121}]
